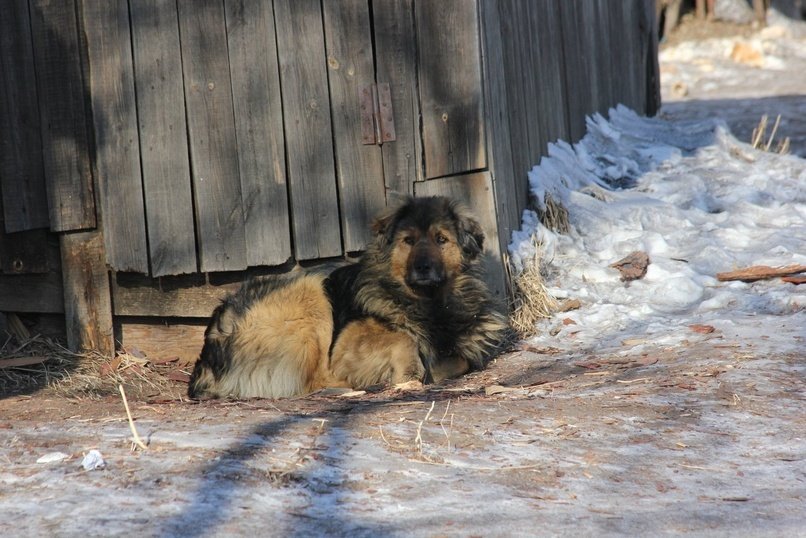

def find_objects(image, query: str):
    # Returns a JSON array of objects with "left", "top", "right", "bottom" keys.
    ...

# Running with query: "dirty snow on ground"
[{"left": 508, "top": 104, "right": 805, "bottom": 359}]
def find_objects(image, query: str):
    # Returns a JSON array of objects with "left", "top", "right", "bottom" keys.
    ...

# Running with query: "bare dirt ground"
[{"left": 2, "top": 16, "right": 805, "bottom": 538}]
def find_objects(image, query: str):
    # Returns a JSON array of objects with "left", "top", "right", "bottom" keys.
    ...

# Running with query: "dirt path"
[
  {"left": 1, "top": 318, "right": 803, "bottom": 536},
  {"left": 2, "top": 15, "right": 806, "bottom": 538}
]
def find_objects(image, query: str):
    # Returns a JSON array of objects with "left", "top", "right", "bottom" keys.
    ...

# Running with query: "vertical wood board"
[
  {"left": 645, "top": 0, "right": 661, "bottom": 115},
  {"left": 497, "top": 0, "right": 531, "bottom": 217},
  {"left": 0, "top": 0, "right": 50, "bottom": 233},
  {"left": 372, "top": 0, "right": 421, "bottom": 201},
  {"left": 478, "top": 0, "right": 519, "bottom": 250},
  {"left": 225, "top": 0, "right": 291, "bottom": 267},
  {"left": 178, "top": 0, "right": 247, "bottom": 273},
  {"left": 529, "top": 1, "right": 570, "bottom": 147},
  {"left": 416, "top": 0, "right": 486, "bottom": 179},
  {"left": 29, "top": 0, "right": 97, "bottom": 232},
  {"left": 83, "top": 0, "right": 149, "bottom": 273},
  {"left": 130, "top": 0, "right": 197, "bottom": 276},
  {"left": 559, "top": 0, "right": 600, "bottom": 141},
  {"left": 414, "top": 172, "right": 506, "bottom": 301},
  {"left": 323, "top": 0, "right": 385, "bottom": 252},
  {"left": 274, "top": 0, "right": 342, "bottom": 260}
]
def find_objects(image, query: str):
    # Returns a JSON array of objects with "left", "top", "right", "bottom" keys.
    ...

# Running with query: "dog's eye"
[
  {"left": 435, "top": 233, "right": 448, "bottom": 245},
  {"left": 402, "top": 236, "right": 415, "bottom": 245}
]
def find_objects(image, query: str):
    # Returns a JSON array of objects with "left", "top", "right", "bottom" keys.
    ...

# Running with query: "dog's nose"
[
  {"left": 414, "top": 256, "right": 433, "bottom": 275},
  {"left": 410, "top": 253, "right": 445, "bottom": 286}
]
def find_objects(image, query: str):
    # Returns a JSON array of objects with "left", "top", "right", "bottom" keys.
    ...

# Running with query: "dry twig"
[{"left": 119, "top": 384, "right": 149, "bottom": 451}]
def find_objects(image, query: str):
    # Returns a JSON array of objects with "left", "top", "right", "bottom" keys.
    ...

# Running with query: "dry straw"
[
  {"left": 505, "top": 236, "right": 558, "bottom": 339},
  {"left": 751, "top": 114, "right": 790, "bottom": 155}
]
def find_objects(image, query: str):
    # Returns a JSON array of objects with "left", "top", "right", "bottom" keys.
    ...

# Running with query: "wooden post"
[{"left": 60, "top": 231, "right": 114, "bottom": 356}]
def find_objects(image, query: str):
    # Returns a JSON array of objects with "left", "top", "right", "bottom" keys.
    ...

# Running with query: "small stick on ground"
[
  {"left": 716, "top": 264, "right": 806, "bottom": 282},
  {"left": 414, "top": 401, "right": 436, "bottom": 455},
  {"left": 119, "top": 384, "right": 149, "bottom": 451}
]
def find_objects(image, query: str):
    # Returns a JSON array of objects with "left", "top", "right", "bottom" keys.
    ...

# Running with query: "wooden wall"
[
  {"left": 0, "top": 0, "right": 659, "bottom": 356},
  {"left": 482, "top": 0, "right": 659, "bottom": 249}
]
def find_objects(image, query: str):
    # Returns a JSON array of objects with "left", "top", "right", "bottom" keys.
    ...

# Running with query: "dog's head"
[{"left": 371, "top": 196, "right": 485, "bottom": 295}]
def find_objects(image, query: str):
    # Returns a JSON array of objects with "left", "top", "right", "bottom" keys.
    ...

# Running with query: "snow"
[{"left": 508, "top": 105, "right": 805, "bottom": 356}]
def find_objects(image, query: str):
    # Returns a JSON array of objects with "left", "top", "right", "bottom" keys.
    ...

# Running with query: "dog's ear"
[
  {"left": 371, "top": 201, "right": 404, "bottom": 244},
  {"left": 452, "top": 202, "right": 485, "bottom": 260}
]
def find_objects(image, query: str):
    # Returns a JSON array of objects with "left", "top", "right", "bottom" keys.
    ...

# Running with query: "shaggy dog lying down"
[{"left": 188, "top": 196, "right": 510, "bottom": 399}]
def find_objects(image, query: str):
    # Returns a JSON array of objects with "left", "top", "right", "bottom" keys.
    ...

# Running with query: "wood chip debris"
[{"left": 610, "top": 251, "right": 650, "bottom": 281}]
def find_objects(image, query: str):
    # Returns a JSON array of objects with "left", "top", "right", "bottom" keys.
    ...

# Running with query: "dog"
[{"left": 188, "top": 196, "right": 511, "bottom": 399}]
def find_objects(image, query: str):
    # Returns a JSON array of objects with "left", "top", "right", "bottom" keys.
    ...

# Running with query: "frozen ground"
[{"left": 1, "top": 13, "right": 805, "bottom": 538}]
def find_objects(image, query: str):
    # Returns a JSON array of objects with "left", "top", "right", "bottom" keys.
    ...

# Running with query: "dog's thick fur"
[{"left": 188, "top": 196, "right": 511, "bottom": 399}]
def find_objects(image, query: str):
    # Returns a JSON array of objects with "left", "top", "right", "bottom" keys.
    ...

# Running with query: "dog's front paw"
[{"left": 393, "top": 380, "right": 424, "bottom": 392}]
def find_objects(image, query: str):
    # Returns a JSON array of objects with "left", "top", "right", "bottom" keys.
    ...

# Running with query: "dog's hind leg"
[{"left": 330, "top": 318, "right": 425, "bottom": 389}]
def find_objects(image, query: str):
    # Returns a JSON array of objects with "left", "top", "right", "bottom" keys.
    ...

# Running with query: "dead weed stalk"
[{"left": 751, "top": 114, "right": 790, "bottom": 155}]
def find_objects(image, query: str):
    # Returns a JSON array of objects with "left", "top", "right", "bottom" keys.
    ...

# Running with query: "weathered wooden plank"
[
  {"left": 0, "top": 228, "right": 50, "bottom": 274},
  {"left": 518, "top": 1, "right": 545, "bottom": 168},
  {"left": 274, "top": 0, "right": 342, "bottom": 260},
  {"left": 416, "top": 0, "right": 486, "bottom": 179},
  {"left": 0, "top": 0, "right": 50, "bottom": 233},
  {"left": 497, "top": 0, "right": 531, "bottom": 217},
  {"left": 111, "top": 273, "right": 239, "bottom": 318},
  {"left": 639, "top": 0, "right": 660, "bottom": 115},
  {"left": 607, "top": 1, "right": 637, "bottom": 112},
  {"left": 591, "top": 0, "right": 615, "bottom": 114},
  {"left": 530, "top": 1, "right": 571, "bottom": 147},
  {"left": 130, "top": 0, "right": 197, "bottom": 276},
  {"left": 372, "top": 0, "right": 421, "bottom": 201},
  {"left": 60, "top": 231, "right": 114, "bottom": 355},
  {"left": 116, "top": 319, "right": 207, "bottom": 365},
  {"left": 29, "top": 0, "right": 96, "bottom": 232},
  {"left": 0, "top": 229, "right": 61, "bottom": 312},
  {"left": 177, "top": 0, "right": 247, "bottom": 273},
  {"left": 478, "top": 0, "right": 520, "bottom": 251},
  {"left": 82, "top": 0, "right": 148, "bottom": 273},
  {"left": 645, "top": 0, "right": 662, "bottom": 116},
  {"left": 322, "top": 0, "right": 386, "bottom": 252},
  {"left": 225, "top": 0, "right": 291, "bottom": 267},
  {"left": 610, "top": 0, "right": 657, "bottom": 115},
  {"left": 414, "top": 172, "right": 506, "bottom": 302},
  {"left": 559, "top": 0, "right": 601, "bottom": 141},
  {"left": 0, "top": 272, "right": 63, "bottom": 313}
]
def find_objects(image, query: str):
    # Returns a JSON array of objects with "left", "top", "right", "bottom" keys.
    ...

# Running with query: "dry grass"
[
  {"left": 541, "top": 193, "right": 570, "bottom": 234},
  {"left": 506, "top": 238, "right": 558, "bottom": 339},
  {"left": 0, "top": 330, "right": 179, "bottom": 399},
  {"left": 751, "top": 114, "right": 790, "bottom": 155},
  {"left": 0, "top": 334, "right": 81, "bottom": 395}
]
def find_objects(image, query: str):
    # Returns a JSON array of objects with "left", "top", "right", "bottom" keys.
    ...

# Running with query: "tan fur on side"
[
  {"left": 198, "top": 274, "right": 340, "bottom": 398},
  {"left": 330, "top": 318, "right": 424, "bottom": 388}
]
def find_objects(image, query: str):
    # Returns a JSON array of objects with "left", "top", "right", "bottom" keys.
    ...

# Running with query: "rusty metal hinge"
[{"left": 360, "top": 82, "right": 396, "bottom": 145}]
